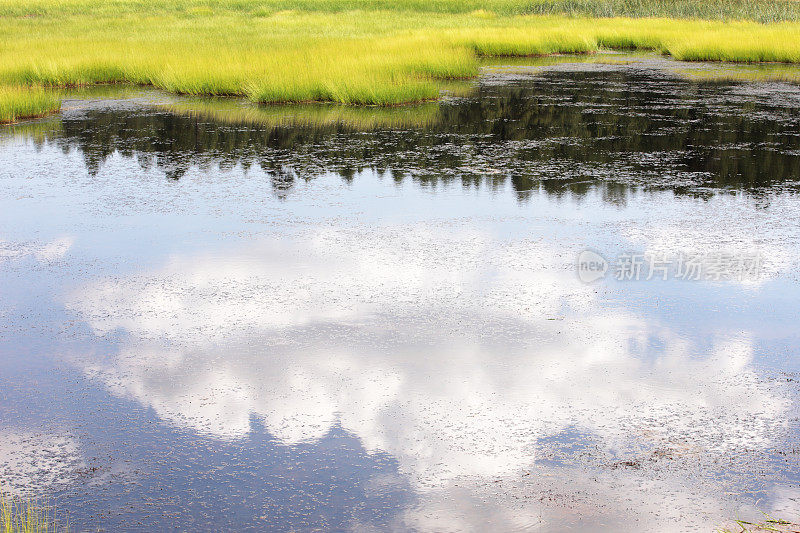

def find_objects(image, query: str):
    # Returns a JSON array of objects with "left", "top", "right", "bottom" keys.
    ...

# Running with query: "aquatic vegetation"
[
  {"left": 718, "top": 515, "right": 800, "bottom": 533},
  {"left": 3, "top": 1, "right": 800, "bottom": 117},
  {"left": 0, "top": 490, "right": 68, "bottom": 533}
]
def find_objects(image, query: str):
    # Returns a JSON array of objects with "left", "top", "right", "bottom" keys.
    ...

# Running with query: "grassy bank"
[
  {"left": 0, "top": 86, "right": 61, "bottom": 124},
  {"left": 3, "top": 0, "right": 800, "bottom": 120}
]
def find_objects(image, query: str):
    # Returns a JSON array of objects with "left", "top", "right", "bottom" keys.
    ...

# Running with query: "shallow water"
[{"left": 1, "top": 57, "right": 800, "bottom": 532}]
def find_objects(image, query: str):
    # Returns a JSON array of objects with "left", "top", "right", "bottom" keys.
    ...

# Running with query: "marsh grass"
[
  {"left": 5, "top": 0, "right": 800, "bottom": 22},
  {"left": 4, "top": 1, "right": 800, "bottom": 117},
  {"left": 0, "top": 489, "right": 68, "bottom": 533},
  {"left": 0, "top": 87, "right": 60, "bottom": 124}
]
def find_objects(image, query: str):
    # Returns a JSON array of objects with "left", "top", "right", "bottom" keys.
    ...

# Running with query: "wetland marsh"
[{"left": 1, "top": 56, "right": 800, "bottom": 531}]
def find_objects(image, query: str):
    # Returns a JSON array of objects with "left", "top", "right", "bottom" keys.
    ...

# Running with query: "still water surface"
[{"left": 1, "top": 57, "right": 800, "bottom": 531}]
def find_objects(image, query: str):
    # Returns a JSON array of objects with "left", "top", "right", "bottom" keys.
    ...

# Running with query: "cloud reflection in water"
[{"left": 64, "top": 223, "right": 791, "bottom": 530}]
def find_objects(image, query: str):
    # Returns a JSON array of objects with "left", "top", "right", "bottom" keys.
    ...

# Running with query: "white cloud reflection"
[
  {"left": 0, "top": 236, "right": 73, "bottom": 263},
  {"left": 0, "top": 429, "right": 85, "bottom": 497},
  {"left": 623, "top": 193, "right": 800, "bottom": 284},
  {"left": 66, "top": 223, "right": 791, "bottom": 531}
]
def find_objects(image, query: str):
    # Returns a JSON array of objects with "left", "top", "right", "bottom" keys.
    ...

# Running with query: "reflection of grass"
[
  {"left": 0, "top": 86, "right": 60, "bottom": 124},
  {"left": 3, "top": 1, "right": 800, "bottom": 117},
  {"left": 675, "top": 63, "right": 800, "bottom": 84},
  {"left": 62, "top": 84, "right": 149, "bottom": 100},
  {"left": 0, "top": 118, "right": 60, "bottom": 144},
  {"left": 479, "top": 51, "right": 650, "bottom": 70},
  {"left": 0, "top": 490, "right": 69, "bottom": 533},
  {"left": 163, "top": 97, "right": 443, "bottom": 129}
]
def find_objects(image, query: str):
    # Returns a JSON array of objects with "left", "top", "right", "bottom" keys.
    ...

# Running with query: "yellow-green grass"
[
  {"left": 0, "top": 489, "right": 68, "bottom": 533},
  {"left": 0, "top": 87, "right": 60, "bottom": 124},
  {"left": 4, "top": 1, "right": 800, "bottom": 118}
]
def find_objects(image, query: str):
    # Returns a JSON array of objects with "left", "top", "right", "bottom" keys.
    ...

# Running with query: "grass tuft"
[
  {"left": 0, "top": 489, "right": 69, "bottom": 533},
  {"left": 0, "top": 86, "right": 61, "bottom": 124}
]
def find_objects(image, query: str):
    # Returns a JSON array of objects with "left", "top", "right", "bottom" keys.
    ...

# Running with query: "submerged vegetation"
[
  {"left": 3, "top": 0, "right": 800, "bottom": 120},
  {"left": 718, "top": 516, "right": 800, "bottom": 533}
]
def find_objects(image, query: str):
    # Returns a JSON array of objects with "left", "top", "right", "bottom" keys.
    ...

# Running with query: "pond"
[{"left": 1, "top": 55, "right": 799, "bottom": 531}]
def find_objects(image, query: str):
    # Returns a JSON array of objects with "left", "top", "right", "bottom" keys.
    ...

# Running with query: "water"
[{"left": 1, "top": 56, "right": 800, "bottom": 532}]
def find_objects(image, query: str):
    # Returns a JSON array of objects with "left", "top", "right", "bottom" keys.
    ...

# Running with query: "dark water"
[{"left": 2, "top": 58, "right": 800, "bottom": 532}]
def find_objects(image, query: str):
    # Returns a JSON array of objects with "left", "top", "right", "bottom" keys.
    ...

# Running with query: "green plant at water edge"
[
  {"left": 0, "top": 489, "right": 69, "bottom": 533},
  {"left": 0, "top": 86, "right": 61, "bottom": 124},
  {"left": 718, "top": 513, "right": 800, "bottom": 533}
]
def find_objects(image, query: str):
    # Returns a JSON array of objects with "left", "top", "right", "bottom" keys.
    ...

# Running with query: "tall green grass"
[
  {"left": 3, "top": 1, "right": 800, "bottom": 118},
  {"left": 0, "top": 489, "right": 68, "bottom": 533},
  {"left": 0, "top": 87, "right": 60, "bottom": 124}
]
